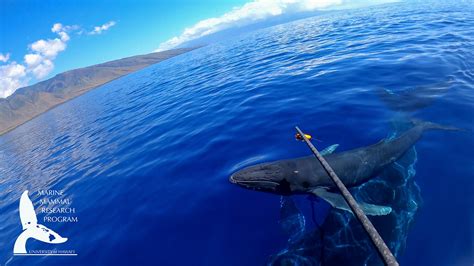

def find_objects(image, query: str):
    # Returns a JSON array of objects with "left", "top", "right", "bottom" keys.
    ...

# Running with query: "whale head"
[{"left": 229, "top": 160, "right": 299, "bottom": 195}]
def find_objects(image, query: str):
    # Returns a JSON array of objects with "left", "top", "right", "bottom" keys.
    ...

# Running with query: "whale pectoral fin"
[
  {"left": 320, "top": 144, "right": 339, "bottom": 156},
  {"left": 359, "top": 203, "right": 392, "bottom": 216},
  {"left": 311, "top": 188, "right": 392, "bottom": 216}
]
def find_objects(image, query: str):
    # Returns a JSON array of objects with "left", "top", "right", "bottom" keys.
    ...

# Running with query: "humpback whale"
[
  {"left": 229, "top": 120, "right": 460, "bottom": 216},
  {"left": 13, "top": 190, "right": 68, "bottom": 254},
  {"left": 376, "top": 77, "right": 454, "bottom": 112}
]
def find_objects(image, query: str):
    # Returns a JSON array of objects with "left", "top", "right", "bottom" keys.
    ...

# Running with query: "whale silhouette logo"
[{"left": 13, "top": 190, "right": 68, "bottom": 254}]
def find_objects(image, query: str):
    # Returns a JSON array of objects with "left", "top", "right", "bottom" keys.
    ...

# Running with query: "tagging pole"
[{"left": 295, "top": 126, "right": 399, "bottom": 266}]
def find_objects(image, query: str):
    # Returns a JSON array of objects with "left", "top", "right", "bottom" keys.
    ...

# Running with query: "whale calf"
[{"left": 230, "top": 120, "right": 460, "bottom": 216}]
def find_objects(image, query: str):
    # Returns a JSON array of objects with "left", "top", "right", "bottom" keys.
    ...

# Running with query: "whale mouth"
[
  {"left": 232, "top": 179, "right": 280, "bottom": 186},
  {"left": 229, "top": 175, "right": 280, "bottom": 190}
]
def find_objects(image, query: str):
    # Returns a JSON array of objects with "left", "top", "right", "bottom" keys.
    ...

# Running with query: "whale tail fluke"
[{"left": 411, "top": 118, "right": 466, "bottom": 132}]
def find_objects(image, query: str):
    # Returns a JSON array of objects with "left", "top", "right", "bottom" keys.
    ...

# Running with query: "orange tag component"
[{"left": 295, "top": 133, "right": 312, "bottom": 141}]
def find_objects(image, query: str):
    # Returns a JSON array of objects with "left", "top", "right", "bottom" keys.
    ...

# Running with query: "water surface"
[{"left": 0, "top": 1, "right": 473, "bottom": 265}]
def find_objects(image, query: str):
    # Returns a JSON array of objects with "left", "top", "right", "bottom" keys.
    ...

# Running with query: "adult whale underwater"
[{"left": 229, "top": 120, "right": 461, "bottom": 215}]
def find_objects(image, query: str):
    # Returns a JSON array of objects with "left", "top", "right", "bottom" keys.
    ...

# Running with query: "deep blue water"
[{"left": 1, "top": 1, "right": 473, "bottom": 265}]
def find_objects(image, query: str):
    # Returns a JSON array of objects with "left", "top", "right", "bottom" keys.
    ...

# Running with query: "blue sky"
[
  {"left": 0, "top": 0, "right": 247, "bottom": 75},
  {"left": 0, "top": 0, "right": 398, "bottom": 98},
  {"left": 0, "top": 0, "right": 251, "bottom": 98}
]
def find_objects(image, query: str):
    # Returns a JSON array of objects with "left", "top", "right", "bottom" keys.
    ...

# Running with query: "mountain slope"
[{"left": 0, "top": 48, "right": 196, "bottom": 135}]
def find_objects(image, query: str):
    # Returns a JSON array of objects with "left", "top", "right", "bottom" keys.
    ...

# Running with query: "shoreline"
[{"left": 0, "top": 47, "right": 199, "bottom": 137}]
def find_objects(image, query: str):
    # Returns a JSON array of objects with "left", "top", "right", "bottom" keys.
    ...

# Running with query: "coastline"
[{"left": 0, "top": 47, "right": 199, "bottom": 137}]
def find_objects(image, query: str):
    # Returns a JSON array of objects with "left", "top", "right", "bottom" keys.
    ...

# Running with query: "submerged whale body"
[
  {"left": 376, "top": 78, "right": 454, "bottom": 112},
  {"left": 268, "top": 141, "right": 422, "bottom": 265}
]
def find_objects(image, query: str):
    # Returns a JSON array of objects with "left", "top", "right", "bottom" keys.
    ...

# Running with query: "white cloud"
[
  {"left": 52, "top": 23, "right": 80, "bottom": 40},
  {"left": 22, "top": 24, "right": 72, "bottom": 81},
  {"left": 89, "top": 21, "right": 116, "bottom": 35},
  {"left": 30, "top": 59, "right": 54, "bottom": 79},
  {"left": 51, "top": 23, "right": 63, "bottom": 33},
  {"left": 0, "top": 62, "right": 27, "bottom": 98},
  {"left": 156, "top": 0, "right": 398, "bottom": 51},
  {"left": 29, "top": 38, "right": 67, "bottom": 58},
  {"left": 156, "top": 0, "right": 345, "bottom": 51},
  {"left": 1, "top": 21, "right": 116, "bottom": 98},
  {"left": 0, "top": 53, "right": 10, "bottom": 63},
  {"left": 0, "top": 23, "right": 75, "bottom": 97},
  {"left": 24, "top": 53, "right": 42, "bottom": 67}
]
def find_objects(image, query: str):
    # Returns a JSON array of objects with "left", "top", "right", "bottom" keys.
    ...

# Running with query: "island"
[{"left": 0, "top": 47, "right": 197, "bottom": 135}]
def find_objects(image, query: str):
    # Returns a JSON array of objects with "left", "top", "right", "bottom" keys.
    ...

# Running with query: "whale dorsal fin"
[
  {"left": 321, "top": 144, "right": 339, "bottom": 156},
  {"left": 19, "top": 190, "right": 37, "bottom": 229}
]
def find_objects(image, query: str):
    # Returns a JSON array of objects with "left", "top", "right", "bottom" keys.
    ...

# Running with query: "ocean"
[{"left": 0, "top": 1, "right": 473, "bottom": 265}]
